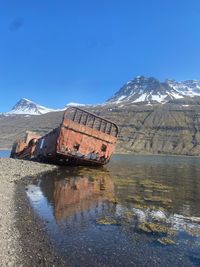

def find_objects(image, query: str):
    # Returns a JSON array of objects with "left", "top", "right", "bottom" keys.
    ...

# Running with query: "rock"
[
  {"left": 150, "top": 210, "right": 167, "bottom": 221},
  {"left": 132, "top": 208, "right": 146, "bottom": 222},
  {"left": 138, "top": 222, "right": 152, "bottom": 233},
  {"left": 137, "top": 221, "right": 169, "bottom": 234},
  {"left": 157, "top": 237, "right": 176, "bottom": 245},
  {"left": 96, "top": 217, "right": 119, "bottom": 225}
]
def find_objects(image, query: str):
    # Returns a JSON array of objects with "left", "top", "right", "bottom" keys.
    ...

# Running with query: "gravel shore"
[{"left": 0, "top": 158, "right": 67, "bottom": 266}]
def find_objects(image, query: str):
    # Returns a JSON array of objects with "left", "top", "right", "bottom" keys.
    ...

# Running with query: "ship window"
[
  {"left": 40, "top": 139, "right": 45, "bottom": 149},
  {"left": 101, "top": 144, "right": 107, "bottom": 152},
  {"left": 73, "top": 143, "right": 80, "bottom": 151}
]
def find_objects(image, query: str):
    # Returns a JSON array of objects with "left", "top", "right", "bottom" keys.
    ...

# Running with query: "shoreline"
[
  {"left": 114, "top": 152, "right": 200, "bottom": 158},
  {"left": 1, "top": 147, "right": 200, "bottom": 158},
  {"left": 0, "top": 158, "right": 67, "bottom": 266}
]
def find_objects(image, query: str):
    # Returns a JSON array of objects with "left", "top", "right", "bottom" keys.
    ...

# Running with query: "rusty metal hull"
[
  {"left": 35, "top": 152, "right": 109, "bottom": 167},
  {"left": 10, "top": 107, "right": 118, "bottom": 166}
]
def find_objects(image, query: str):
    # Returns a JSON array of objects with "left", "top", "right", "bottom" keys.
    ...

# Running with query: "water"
[
  {"left": 26, "top": 155, "right": 200, "bottom": 267},
  {"left": 0, "top": 150, "right": 10, "bottom": 158}
]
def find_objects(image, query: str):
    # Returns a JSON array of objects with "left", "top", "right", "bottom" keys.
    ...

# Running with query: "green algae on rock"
[
  {"left": 157, "top": 237, "right": 176, "bottom": 245},
  {"left": 96, "top": 217, "right": 119, "bottom": 226},
  {"left": 138, "top": 222, "right": 169, "bottom": 234}
]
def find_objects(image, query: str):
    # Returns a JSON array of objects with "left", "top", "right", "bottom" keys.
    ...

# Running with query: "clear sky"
[{"left": 1, "top": 0, "right": 200, "bottom": 111}]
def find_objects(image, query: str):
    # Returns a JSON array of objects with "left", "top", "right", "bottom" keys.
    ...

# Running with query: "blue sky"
[{"left": 1, "top": 0, "right": 200, "bottom": 111}]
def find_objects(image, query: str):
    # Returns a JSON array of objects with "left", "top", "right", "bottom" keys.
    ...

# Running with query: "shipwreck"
[{"left": 10, "top": 107, "right": 118, "bottom": 166}]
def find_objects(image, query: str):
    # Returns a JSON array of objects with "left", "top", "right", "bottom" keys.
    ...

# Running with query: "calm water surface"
[
  {"left": 26, "top": 155, "right": 200, "bottom": 267},
  {"left": 0, "top": 150, "right": 10, "bottom": 157}
]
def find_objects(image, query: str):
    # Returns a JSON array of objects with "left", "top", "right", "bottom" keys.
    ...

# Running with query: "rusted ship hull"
[{"left": 10, "top": 107, "right": 118, "bottom": 166}]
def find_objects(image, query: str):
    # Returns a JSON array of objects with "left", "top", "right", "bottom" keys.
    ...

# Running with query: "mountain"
[
  {"left": 4, "top": 99, "right": 88, "bottom": 115},
  {"left": 166, "top": 79, "right": 200, "bottom": 97},
  {"left": 8, "top": 98, "right": 56, "bottom": 115},
  {"left": 107, "top": 76, "right": 200, "bottom": 104},
  {"left": 3, "top": 76, "right": 200, "bottom": 116}
]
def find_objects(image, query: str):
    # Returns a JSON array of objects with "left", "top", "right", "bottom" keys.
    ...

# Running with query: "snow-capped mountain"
[
  {"left": 8, "top": 98, "right": 56, "bottom": 115},
  {"left": 5, "top": 98, "right": 88, "bottom": 115},
  {"left": 3, "top": 76, "right": 200, "bottom": 116},
  {"left": 107, "top": 76, "right": 200, "bottom": 104},
  {"left": 166, "top": 79, "right": 200, "bottom": 97}
]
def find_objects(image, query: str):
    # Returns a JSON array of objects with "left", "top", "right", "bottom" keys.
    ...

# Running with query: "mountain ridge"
[
  {"left": 4, "top": 98, "right": 86, "bottom": 115},
  {"left": 7, "top": 98, "right": 56, "bottom": 115},
  {"left": 2, "top": 76, "right": 200, "bottom": 116},
  {"left": 107, "top": 76, "right": 200, "bottom": 105}
]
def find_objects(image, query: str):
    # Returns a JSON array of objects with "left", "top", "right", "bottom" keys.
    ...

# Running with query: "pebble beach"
[{"left": 0, "top": 158, "right": 67, "bottom": 266}]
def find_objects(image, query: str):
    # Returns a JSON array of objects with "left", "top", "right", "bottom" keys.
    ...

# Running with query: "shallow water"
[
  {"left": 26, "top": 155, "right": 200, "bottom": 267},
  {"left": 0, "top": 150, "right": 10, "bottom": 158}
]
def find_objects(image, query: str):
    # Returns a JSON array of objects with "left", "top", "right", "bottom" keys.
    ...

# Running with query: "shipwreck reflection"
[{"left": 30, "top": 167, "right": 115, "bottom": 222}]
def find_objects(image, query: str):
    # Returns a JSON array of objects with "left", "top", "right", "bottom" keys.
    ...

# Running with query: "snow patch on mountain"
[
  {"left": 166, "top": 79, "right": 200, "bottom": 97},
  {"left": 132, "top": 93, "right": 147, "bottom": 103},
  {"left": 8, "top": 98, "right": 56, "bottom": 115}
]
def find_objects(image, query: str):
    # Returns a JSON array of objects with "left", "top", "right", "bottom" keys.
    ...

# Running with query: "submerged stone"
[
  {"left": 133, "top": 203, "right": 148, "bottom": 210},
  {"left": 138, "top": 222, "right": 152, "bottom": 233},
  {"left": 185, "top": 227, "right": 200, "bottom": 237},
  {"left": 147, "top": 222, "right": 169, "bottom": 234},
  {"left": 126, "top": 195, "right": 144, "bottom": 204},
  {"left": 143, "top": 196, "right": 172, "bottom": 205},
  {"left": 132, "top": 208, "right": 146, "bottom": 222},
  {"left": 96, "top": 217, "right": 119, "bottom": 226},
  {"left": 138, "top": 221, "right": 169, "bottom": 234},
  {"left": 150, "top": 210, "right": 167, "bottom": 221},
  {"left": 157, "top": 237, "right": 176, "bottom": 245}
]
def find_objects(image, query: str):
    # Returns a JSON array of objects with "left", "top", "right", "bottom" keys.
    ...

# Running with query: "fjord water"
[
  {"left": 0, "top": 150, "right": 10, "bottom": 157},
  {"left": 26, "top": 155, "right": 200, "bottom": 267}
]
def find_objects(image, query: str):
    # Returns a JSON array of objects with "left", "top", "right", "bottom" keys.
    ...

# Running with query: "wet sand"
[{"left": 0, "top": 158, "right": 67, "bottom": 266}]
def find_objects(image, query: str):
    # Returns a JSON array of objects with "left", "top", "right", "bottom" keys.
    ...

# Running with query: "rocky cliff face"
[{"left": 91, "top": 103, "right": 200, "bottom": 156}]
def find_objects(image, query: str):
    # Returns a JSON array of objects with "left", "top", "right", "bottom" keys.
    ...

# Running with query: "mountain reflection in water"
[{"left": 26, "top": 155, "right": 200, "bottom": 267}]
